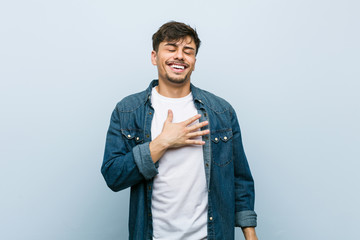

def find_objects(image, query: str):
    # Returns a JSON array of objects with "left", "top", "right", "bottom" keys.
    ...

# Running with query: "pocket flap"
[
  {"left": 211, "top": 129, "right": 233, "bottom": 143},
  {"left": 120, "top": 129, "right": 144, "bottom": 143}
]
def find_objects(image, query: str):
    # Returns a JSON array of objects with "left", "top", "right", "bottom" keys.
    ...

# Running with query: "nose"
[{"left": 174, "top": 49, "right": 184, "bottom": 60}]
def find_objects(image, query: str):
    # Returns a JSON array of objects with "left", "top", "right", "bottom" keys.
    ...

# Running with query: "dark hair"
[{"left": 152, "top": 21, "right": 201, "bottom": 55}]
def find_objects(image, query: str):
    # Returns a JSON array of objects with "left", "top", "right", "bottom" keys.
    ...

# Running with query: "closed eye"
[{"left": 184, "top": 47, "right": 195, "bottom": 55}]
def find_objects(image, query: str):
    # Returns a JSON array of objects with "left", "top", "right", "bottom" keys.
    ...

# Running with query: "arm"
[
  {"left": 242, "top": 227, "right": 258, "bottom": 240},
  {"left": 101, "top": 107, "right": 158, "bottom": 192},
  {"left": 230, "top": 106, "right": 258, "bottom": 238}
]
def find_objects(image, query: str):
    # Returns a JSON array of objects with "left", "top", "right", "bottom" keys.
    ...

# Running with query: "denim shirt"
[{"left": 101, "top": 80, "right": 257, "bottom": 240}]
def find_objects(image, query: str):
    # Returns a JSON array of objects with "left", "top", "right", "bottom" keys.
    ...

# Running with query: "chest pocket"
[
  {"left": 120, "top": 129, "right": 144, "bottom": 149},
  {"left": 211, "top": 129, "right": 233, "bottom": 166}
]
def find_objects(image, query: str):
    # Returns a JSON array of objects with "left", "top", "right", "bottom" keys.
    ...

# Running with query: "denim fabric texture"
[{"left": 101, "top": 80, "right": 257, "bottom": 240}]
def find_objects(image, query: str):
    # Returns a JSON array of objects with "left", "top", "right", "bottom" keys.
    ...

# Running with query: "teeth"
[{"left": 171, "top": 65, "right": 184, "bottom": 70}]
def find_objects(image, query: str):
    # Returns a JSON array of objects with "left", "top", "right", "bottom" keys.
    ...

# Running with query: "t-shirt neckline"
[{"left": 151, "top": 87, "right": 193, "bottom": 103}]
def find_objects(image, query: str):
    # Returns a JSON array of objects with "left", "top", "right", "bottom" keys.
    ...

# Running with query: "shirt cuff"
[
  {"left": 132, "top": 142, "right": 158, "bottom": 180},
  {"left": 235, "top": 210, "right": 257, "bottom": 227}
]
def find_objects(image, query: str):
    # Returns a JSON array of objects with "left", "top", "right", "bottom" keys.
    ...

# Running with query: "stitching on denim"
[
  {"left": 120, "top": 129, "right": 144, "bottom": 132},
  {"left": 212, "top": 158, "right": 232, "bottom": 167},
  {"left": 203, "top": 102, "right": 229, "bottom": 114},
  {"left": 118, "top": 100, "right": 146, "bottom": 113}
]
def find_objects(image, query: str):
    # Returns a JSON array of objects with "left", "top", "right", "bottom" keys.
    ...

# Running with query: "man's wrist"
[
  {"left": 242, "top": 227, "right": 258, "bottom": 240},
  {"left": 152, "top": 135, "right": 170, "bottom": 150},
  {"left": 149, "top": 136, "right": 169, "bottom": 163}
]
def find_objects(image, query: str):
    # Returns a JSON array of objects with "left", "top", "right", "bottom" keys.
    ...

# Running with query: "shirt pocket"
[
  {"left": 211, "top": 129, "right": 233, "bottom": 167},
  {"left": 120, "top": 129, "right": 144, "bottom": 149}
]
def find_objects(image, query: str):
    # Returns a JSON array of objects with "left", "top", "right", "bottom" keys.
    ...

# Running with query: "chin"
[
  {"left": 167, "top": 78, "right": 187, "bottom": 84},
  {"left": 166, "top": 74, "right": 190, "bottom": 85}
]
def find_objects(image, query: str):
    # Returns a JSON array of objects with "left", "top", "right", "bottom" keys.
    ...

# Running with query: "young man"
[{"left": 102, "top": 21, "right": 258, "bottom": 240}]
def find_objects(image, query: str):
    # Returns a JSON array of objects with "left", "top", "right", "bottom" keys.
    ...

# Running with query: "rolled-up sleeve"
[
  {"left": 235, "top": 210, "right": 257, "bottom": 227},
  {"left": 133, "top": 142, "right": 158, "bottom": 180}
]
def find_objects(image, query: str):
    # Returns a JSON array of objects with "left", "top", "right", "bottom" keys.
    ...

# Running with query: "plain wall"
[{"left": 0, "top": 0, "right": 359, "bottom": 239}]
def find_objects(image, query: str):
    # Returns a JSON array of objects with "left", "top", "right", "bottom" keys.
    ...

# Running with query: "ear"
[{"left": 151, "top": 50, "right": 157, "bottom": 66}]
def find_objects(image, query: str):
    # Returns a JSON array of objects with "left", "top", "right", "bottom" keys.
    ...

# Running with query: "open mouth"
[{"left": 167, "top": 62, "right": 188, "bottom": 72}]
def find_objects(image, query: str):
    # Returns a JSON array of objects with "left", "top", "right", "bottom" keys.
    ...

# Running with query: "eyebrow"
[
  {"left": 164, "top": 43, "right": 177, "bottom": 47},
  {"left": 164, "top": 43, "right": 195, "bottom": 51},
  {"left": 184, "top": 46, "right": 195, "bottom": 51}
]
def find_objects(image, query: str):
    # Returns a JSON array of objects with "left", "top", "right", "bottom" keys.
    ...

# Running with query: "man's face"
[{"left": 151, "top": 36, "right": 197, "bottom": 85}]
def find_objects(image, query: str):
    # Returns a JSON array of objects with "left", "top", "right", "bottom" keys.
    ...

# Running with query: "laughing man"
[{"left": 102, "top": 21, "right": 258, "bottom": 240}]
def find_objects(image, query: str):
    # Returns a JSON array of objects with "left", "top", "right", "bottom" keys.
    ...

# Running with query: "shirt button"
[
  {"left": 205, "top": 163, "right": 209, "bottom": 167},
  {"left": 209, "top": 217, "right": 213, "bottom": 221},
  {"left": 149, "top": 112, "right": 152, "bottom": 115},
  {"left": 224, "top": 136, "right": 227, "bottom": 140},
  {"left": 127, "top": 134, "right": 131, "bottom": 138},
  {"left": 148, "top": 186, "right": 151, "bottom": 190},
  {"left": 146, "top": 134, "right": 150, "bottom": 138},
  {"left": 214, "top": 137, "right": 218, "bottom": 141},
  {"left": 136, "top": 137, "right": 139, "bottom": 141}
]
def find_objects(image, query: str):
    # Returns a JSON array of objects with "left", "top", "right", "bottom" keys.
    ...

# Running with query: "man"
[{"left": 101, "top": 21, "right": 258, "bottom": 240}]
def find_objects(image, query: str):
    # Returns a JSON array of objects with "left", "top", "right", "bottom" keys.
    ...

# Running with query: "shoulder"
[
  {"left": 195, "top": 86, "right": 234, "bottom": 113},
  {"left": 114, "top": 89, "right": 148, "bottom": 112}
]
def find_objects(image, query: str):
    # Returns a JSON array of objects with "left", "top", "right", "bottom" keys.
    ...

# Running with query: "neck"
[{"left": 156, "top": 78, "right": 191, "bottom": 98}]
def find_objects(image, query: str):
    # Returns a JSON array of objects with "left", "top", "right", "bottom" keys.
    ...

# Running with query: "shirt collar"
[{"left": 145, "top": 79, "right": 204, "bottom": 105}]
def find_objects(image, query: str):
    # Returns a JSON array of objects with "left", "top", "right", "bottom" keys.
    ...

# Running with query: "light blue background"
[{"left": 1, "top": 0, "right": 359, "bottom": 239}]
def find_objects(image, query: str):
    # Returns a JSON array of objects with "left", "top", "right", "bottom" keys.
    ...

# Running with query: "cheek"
[
  {"left": 189, "top": 61, "right": 196, "bottom": 70},
  {"left": 187, "top": 56, "right": 196, "bottom": 65},
  {"left": 159, "top": 56, "right": 170, "bottom": 65}
]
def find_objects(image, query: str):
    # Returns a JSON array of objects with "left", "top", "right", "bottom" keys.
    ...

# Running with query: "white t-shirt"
[{"left": 151, "top": 87, "right": 208, "bottom": 240}]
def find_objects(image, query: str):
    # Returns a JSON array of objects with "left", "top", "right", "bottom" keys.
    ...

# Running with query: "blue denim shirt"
[{"left": 101, "top": 80, "right": 257, "bottom": 240}]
